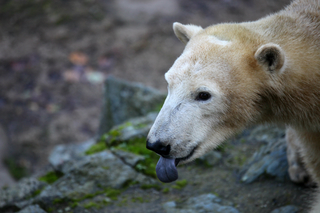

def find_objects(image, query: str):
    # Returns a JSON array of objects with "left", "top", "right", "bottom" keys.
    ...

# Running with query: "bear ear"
[
  {"left": 173, "top": 22, "right": 203, "bottom": 44},
  {"left": 254, "top": 43, "right": 285, "bottom": 73}
]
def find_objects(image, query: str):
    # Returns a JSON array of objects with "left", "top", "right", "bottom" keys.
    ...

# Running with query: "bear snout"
[{"left": 146, "top": 140, "right": 171, "bottom": 157}]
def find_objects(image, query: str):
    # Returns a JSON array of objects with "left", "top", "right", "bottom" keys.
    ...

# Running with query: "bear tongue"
[{"left": 156, "top": 156, "right": 178, "bottom": 183}]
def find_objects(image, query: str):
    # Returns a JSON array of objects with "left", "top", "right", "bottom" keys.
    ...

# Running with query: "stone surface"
[
  {"left": 48, "top": 139, "right": 95, "bottom": 171},
  {"left": 198, "top": 151, "right": 222, "bottom": 167},
  {"left": 38, "top": 151, "right": 151, "bottom": 202},
  {"left": 17, "top": 204, "right": 47, "bottom": 213},
  {"left": 241, "top": 125, "right": 289, "bottom": 183},
  {"left": 103, "top": 112, "right": 158, "bottom": 148},
  {"left": 0, "top": 178, "right": 47, "bottom": 209},
  {"left": 241, "top": 143, "right": 289, "bottom": 183},
  {"left": 163, "top": 193, "right": 239, "bottom": 213},
  {"left": 270, "top": 205, "right": 299, "bottom": 213},
  {"left": 97, "top": 76, "right": 166, "bottom": 138},
  {"left": 112, "top": 149, "right": 145, "bottom": 167},
  {"left": 107, "top": 112, "right": 158, "bottom": 142}
]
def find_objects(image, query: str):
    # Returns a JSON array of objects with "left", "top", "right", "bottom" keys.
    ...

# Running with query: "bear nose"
[{"left": 146, "top": 140, "right": 171, "bottom": 157}]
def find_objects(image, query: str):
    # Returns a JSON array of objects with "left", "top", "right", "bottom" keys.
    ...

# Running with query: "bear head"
[{"left": 147, "top": 22, "right": 286, "bottom": 183}]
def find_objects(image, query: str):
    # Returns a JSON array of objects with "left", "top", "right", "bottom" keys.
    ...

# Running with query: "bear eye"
[{"left": 196, "top": 92, "right": 211, "bottom": 101}]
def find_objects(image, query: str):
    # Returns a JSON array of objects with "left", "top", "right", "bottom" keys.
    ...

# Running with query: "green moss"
[
  {"left": 25, "top": 188, "right": 44, "bottom": 200},
  {"left": 53, "top": 198, "right": 64, "bottom": 204},
  {"left": 162, "top": 187, "right": 170, "bottom": 193},
  {"left": 86, "top": 122, "right": 133, "bottom": 155},
  {"left": 228, "top": 154, "right": 247, "bottom": 167},
  {"left": 31, "top": 189, "right": 42, "bottom": 198},
  {"left": 135, "top": 123, "right": 148, "bottom": 129},
  {"left": 240, "top": 138, "right": 246, "bottom": 144},
  {"left": 154, "top": 101, "right": 165, "bottom": 112},
  {"left": 172, "top": 179, "right": 188, "bottom": 190},
  {"left": 113, "top": 137, "right": 158, "bottom": 178},
  {"left": 117, "top": 197, "right": 128, "bottom": 207},
  {"left": 131, "top": 196, "right": 144, "bottom": 203},
  {"left": 84, "top": 201, "right": 101, "bottom": 209},
  {"left": 121, "top": 180, "right": 138, "bottom": 189},
  {"left": 83, "top": 193, "right": 95, "bottom": 199},
  {"left": 87, "top": 121, "right": 159, "bottom": 178},
  {"left": 140, "top": 184, "right": 162, "bottom": 191},
  {"left": 105, "top": 188, "right": 121, "bottom": 200},
  {"left": 3, "top": 157, "right": 28, "bottom": 180},
  {"left": 71, "top": 188, "right": 122, "bottom": 205},
  {"left": 71, "top": 202, "right": 79, "bottom": 208},
  {"left": 85, "top": 141, "right": 107, "bottom": 155},
  {"left": 38, "top": 171, "right": 63, "bottom": 184},
  {"left": 108, "top": 129, "right": 121, "bottom": 138}
]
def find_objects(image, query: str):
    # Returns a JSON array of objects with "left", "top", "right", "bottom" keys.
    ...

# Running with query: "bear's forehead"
[
  {"left": 165, "top": 53, "right": 232, "bottom": 92},
  {"left": 166, "top": 44, "right": 232, "bottom": 75}
]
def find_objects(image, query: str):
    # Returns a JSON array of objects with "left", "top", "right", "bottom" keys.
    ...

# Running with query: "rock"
[
  {"left": 0, "top": 178, "right": 47, "bottom": 210},
  {"left": 97, "top": 76, "right": 166, "bottom": 139},
  {"left": 163, "top": 201, "right": 177, "bottom": 211},
  {"left": 241, "top": 125, "right": 289, "bottom": 183},
  {"left": 17, "top": 204, "right": 47, "bottom": 213},
  {"left": 163, "top": 193, "right": 239, "bottom": 213},
  {"left": 241, "top": 144, "right": 289, "bottom": 183},
  {"left": 112, "top": 149, "right": 145, "bottom": 167},
  {"left": 0, "top": 163, "right": 16, "bottom": 189},
  {"left": 103, "top": 112, "right": 158, "bottom": 146},
  {"left": 48, "top": 139, "right": 95, "bottom": 171},
  {"left": 198, "top": 151, "right": 222, "bottom": 167},
  {"left": 270, "top": 205, "right": 299, "bottom": 213},
  {"left": 37, "top": 151, "right": 153, "bottom": 203}
]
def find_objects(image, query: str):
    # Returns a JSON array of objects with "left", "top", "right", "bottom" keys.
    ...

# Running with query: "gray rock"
[
  {"left": 17, "top": 204, "right": 47, "bottom": 213},
  {"left": 0, "top": 178, "right": 47, "bottom": 209},
  {"left": 198, "top": 151, "right": 222, "bottom": 167},
  {"left": 97, "top": 76, "right": 166, "bottom": 138},
  {"left": 112, "top": 149, "right": 145, "bottom": 167},
  {"left": 163, "top": 193, "right": 239, "bottom": 213},
  {"left": 49, "top": 139, "right": 95, "bottom": 171},
  {"left": 270, "top": 205, "right": 299, "bottom": 213},
  {"left": 241, "top": 146, "right": 289, "bottom": 183},
  {"left": 105, "top": 112, "right": 158, "bottom": 144},
  {"left": 185, "top": 193, "right": 222, "bottom": 206},
  {"left": 241, "top": 125, "right": 289, "bottom": 183},
  {"left": 38, "top": 151, "right": 152, "bottom": 203},
  {"left": 163, "top": 201, "right": 177, "bottom": 211}
]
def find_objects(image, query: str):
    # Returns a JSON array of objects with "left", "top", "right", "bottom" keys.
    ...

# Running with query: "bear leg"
[
  {"left": 286, "top": 127, "right": 314, "bottom": 186},
  {"left": 288, "top": 128, "right": 320, "bottom": 212}
]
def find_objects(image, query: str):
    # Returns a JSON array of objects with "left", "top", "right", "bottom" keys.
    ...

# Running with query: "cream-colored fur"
[
  {"left": 147, "top": 0, "right": 320, "bottom": 211},
  {"left": 286, "top": 127, "right": 313, "bottom": 185}
]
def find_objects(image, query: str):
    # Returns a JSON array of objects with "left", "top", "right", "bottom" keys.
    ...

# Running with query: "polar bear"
[{"left": 146, "top": 0, "right": 320, "bottom": 212}]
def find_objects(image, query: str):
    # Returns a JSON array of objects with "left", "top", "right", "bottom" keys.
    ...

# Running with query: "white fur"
[{"left": 208, "top": 36, "right": 230, "bottom": 46}]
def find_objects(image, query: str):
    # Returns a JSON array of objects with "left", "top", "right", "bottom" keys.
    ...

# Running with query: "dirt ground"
[{"left": 1, "top": 0, "right": 314, "bottom": 212}]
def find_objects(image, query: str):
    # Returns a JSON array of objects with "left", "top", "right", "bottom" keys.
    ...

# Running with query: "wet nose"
[{"left": 146, "top": 140, "right": 171, "bottom": 156}]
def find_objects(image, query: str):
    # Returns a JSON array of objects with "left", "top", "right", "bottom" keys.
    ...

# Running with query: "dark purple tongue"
[{"left": 156, "top": 156, "right": 178, "bottom": 183}]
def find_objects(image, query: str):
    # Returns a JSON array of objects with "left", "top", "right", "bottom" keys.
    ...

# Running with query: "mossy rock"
[
  {"left": 85, "top": 114, "right": 160, "bottom": 179},
  {"left": 38, "top": 171, "right": 64, "bottom": 184}
]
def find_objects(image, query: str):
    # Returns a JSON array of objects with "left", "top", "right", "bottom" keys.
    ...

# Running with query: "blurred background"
[{"left": 0, "top": 0, "right": 291, "bottom": 187}]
